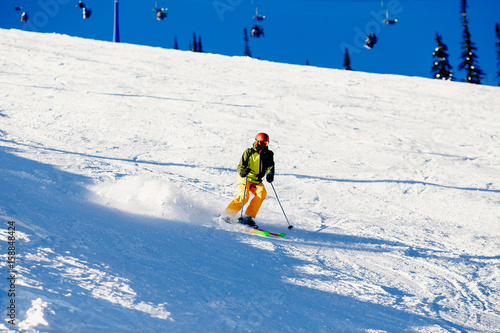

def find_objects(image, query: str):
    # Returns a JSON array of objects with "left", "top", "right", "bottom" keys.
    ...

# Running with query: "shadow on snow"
[
  {"left": 0, "top": 146, "right": 474, "bottom": 332},
  {"left": 2, "top": 138, "right": 498, "bottom": 194}
]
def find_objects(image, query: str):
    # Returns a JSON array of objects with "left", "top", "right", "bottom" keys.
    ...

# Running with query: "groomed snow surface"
[{"left": 1, "top": 29, "right": 499, "bottom": 332}]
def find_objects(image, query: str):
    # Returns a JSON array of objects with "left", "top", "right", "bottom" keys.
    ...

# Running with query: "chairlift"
[
  {"left": 14, "top": 0, "right": 27, "bottom": 21},
  {"left": 153, "top": 1, "right": 168, "bottom": 21},
  {"left": 20, "top": 11, "right": 28, "bottom": 22},
  {"left": 154, "top": 8, "right": 168, "bottom": 21},
  {"left": 251, "top": 7, "right": 265, "bottom": 38},
  {"left": 251, "top": 25, "right": 264, "bottom": 38},
  {"left": 83, "top": 7, "right": 91, "bottom": 19},
  {"left": 364, "top": 33, "right": 377, "bottom": 49},
  {"left": 76, "top": 1, "right": 91, "bottom": 19},
  {"left": 253, "top": 7, "right": 265, "bottom": 21},
  {"left": 13, "top": 0, "right": 22, "bottom": 11},
  {"left": 380, "top": 2, "right": 397, "bottom": 25},
  {"left": 383, "top": 9, "right": 397, "bottom": 25}
]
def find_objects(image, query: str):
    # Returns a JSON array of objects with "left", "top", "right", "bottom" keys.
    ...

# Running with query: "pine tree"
[
  {"left": 174, "top": 36, "right": 179, "bottom": 50},
  {"left": 243, "top": 28, "right": 252, "bottom": 57},
  {"left": 495, "top": 23, "right": 500, "bottom": 86},
  {"left": 198, "top": 36, "right": 203, "bottom": 53},
  {"left": 192, "top": 33, "right": 198, "bottom": 52},
  {"left": 458, "top": 0, "right": 484, "bottom": 84},
  {"left": 343, "top": 48, "right": 352, "bottom": 70},
  {"left": 431, "top": 32, "right": 453, "bottom": 80}
]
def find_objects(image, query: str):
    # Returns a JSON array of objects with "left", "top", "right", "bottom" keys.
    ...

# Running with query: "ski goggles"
[{"left": 256, "top": 140, "right": 269, "bottom": 146}]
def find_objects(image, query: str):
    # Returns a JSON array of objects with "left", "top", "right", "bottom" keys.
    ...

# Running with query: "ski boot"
[{"left": 239, "top": 215, "right": 258, "bottom": 229}]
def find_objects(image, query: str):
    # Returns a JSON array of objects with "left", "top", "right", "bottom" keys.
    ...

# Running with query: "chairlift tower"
[{"left": 113, "top": 0, "right": 120, "bottom": 42}]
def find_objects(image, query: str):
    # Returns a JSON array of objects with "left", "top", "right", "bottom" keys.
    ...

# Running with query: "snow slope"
[{"left": 1, "top": 28, "right": 499, "bottom": 332}]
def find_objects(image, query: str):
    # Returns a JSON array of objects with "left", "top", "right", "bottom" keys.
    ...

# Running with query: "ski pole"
[
  {"left": 239, "top": 175, "right": 248, "bottom": 222},
  {"left": 270, "top": 183, "right": 293, "bottom": 230}
]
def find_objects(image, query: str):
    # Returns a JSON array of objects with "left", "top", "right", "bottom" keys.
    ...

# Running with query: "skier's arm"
[
  {"left": 237, "top": 149, "right": 252, "bottom": 176},
  {"left": 266, "top": 151, "right": 275, "bottom": 176},
  {"left": 265, "top": 152, "right": 275, "bottom": 183}
]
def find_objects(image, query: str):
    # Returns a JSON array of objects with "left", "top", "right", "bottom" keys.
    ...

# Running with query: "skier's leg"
[
  {"left": 244, "top": 183, "right": 267, "bottom": 218},
  {"left": 224, "top": 184, "right": 250, "bottom": 218}
]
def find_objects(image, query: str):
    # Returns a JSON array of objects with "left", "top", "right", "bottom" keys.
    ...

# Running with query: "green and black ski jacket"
[{"left": 237, "top": 145, "right": 275, "bottom": 184}]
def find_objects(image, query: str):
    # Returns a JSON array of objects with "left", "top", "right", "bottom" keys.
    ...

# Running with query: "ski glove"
[
  {"left": 266, "top": 174, "right": 274, "bottom": 183},
  {"left": 239, "top": 168, "right": 251, "bottom": 177}
]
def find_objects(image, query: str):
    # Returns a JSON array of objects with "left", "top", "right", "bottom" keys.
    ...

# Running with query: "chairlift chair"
[
  {"left": 251, "top": 25, "right": 264, "bottom": 38},
  {"left": 154, "top": 8, "right": 168, "bottom": 21},
  {"left": 13, "top": 0, "right": 22, "bottom": 11},
  {"left": 83, "top": 7, "right": 91, "bottom": 19},
  {"left": 253, "top": 7, "right": 265, "bottom": 21},
  {"left": 382, "top": 8, "right": 397, "bottom": 24},
  {"left": 251, "top": 7, "right": 265, "bottom": 37},
  {"left": 153, "top": 1, "right": 168, "bottom": 21},
  {"left": 364, "top": 34, "right": 377, "bottom": 49}
]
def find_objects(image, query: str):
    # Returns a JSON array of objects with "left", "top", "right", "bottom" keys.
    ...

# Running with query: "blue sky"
[{"left": 2, "top": 0, "right": 499, "bottom": 86}]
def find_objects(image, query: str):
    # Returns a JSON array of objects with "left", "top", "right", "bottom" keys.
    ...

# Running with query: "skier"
[{"left": 222, "top": 133, "right": 275, "bottom": 228}]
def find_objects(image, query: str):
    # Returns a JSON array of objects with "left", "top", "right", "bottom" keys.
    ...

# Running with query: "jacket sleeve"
[
  {"left": 266, "top": 151, "right": 275, "bottom": 176},
  {"left": 237, "top": 148, "right": 252, "bottom": 175}
]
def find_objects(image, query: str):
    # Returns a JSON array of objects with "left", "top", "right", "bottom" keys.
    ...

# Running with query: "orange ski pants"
[{"left": 224, "top": 182, "right": 267, "bottom": 218}]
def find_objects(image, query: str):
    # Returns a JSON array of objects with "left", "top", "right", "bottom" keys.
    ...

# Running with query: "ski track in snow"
[{"left": 0, "top": 29, "right": 500, "bottom": 332}]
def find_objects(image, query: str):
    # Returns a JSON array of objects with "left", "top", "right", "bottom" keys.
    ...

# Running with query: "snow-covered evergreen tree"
[
  {"left": 431, "top": 32, "right": 453, "bottom": 81},
  {"left": 343, "top": 48, "right": 352, "bottom": 71},
  {"left": 458, "top": 0, "right": 484, "bottom": 84}
]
